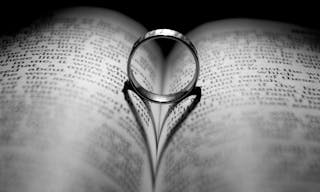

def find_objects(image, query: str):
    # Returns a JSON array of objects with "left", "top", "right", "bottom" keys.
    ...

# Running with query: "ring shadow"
[{"left": 122, "top": 80, "right": 201, "bottom": 182}]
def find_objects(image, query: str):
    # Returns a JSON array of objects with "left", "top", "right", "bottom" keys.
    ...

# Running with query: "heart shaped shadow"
[{"left": 122, "top": 80, "right": 201, "bottom": 178}]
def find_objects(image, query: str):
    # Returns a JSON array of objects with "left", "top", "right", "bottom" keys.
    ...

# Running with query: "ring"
[{"left": 127, "top": 29, "right": 200, "bottom": 103}]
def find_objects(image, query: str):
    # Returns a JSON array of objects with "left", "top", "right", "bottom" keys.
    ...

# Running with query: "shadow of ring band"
[{"left": 127, "top": 29, "right": 200, "bottom": 103}]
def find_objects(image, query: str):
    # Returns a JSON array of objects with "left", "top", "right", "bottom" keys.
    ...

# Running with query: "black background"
[{"left": 0, "top": 0, "right": 319, "bottom": 35}]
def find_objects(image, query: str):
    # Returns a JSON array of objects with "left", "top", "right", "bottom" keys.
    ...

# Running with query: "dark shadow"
[{"left": 122, "top": 80, "right": 202, "bottom": 188}]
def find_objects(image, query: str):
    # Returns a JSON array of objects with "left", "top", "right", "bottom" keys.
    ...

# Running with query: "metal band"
[{"left": 127, "top": 29, "right": 200, "bottom": 103}]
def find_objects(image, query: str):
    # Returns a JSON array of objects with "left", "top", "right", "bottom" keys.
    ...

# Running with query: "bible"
[{"left": 1, "top": 6, "right": 320, "bottom": 192}]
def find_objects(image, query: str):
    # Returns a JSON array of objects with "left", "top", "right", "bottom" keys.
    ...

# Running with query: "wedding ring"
[{"left": 127, "top": 29, "right": 199, "bottom": 103}]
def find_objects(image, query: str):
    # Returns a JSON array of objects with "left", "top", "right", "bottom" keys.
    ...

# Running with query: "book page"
[
  {"left": 0, "top": 7, "right": 162, "bottom": 192},
  {"left": 156, "top": 19, "right": 320, "bottom": 192}
]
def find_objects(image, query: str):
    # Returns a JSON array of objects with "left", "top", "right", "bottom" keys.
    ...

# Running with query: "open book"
[{"left": 1, "top": 6, "right": 320, "bottom": 192}]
